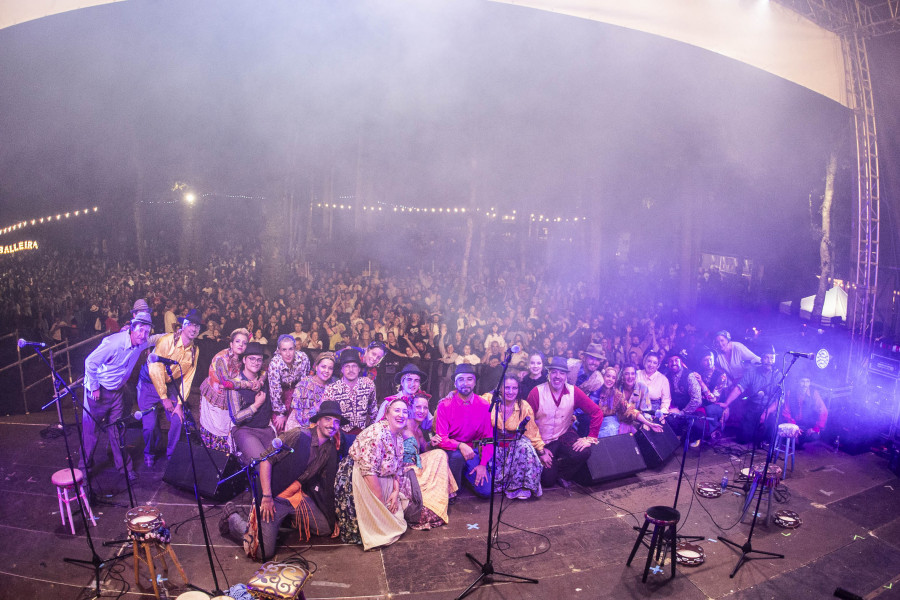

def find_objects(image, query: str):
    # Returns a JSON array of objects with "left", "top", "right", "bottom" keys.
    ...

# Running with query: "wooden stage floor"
[{"left": 1, "top": 406, "right": 899, "bottom": 600}]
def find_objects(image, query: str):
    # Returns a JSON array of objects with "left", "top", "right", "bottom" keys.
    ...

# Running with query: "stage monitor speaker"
[
  {"left": 578, "top": 433, "right": 647, "bottom": 484},
  {"left": 635, "top": 422, "right": 680, "bottom": 468},
  {"left": 163, "top": 439, "right": 245, "bottom": 502}
]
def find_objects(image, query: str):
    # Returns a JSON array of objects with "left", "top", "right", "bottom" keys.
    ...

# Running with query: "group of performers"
[{"left": 79, "top": 303, "right": 828, "bottom": 559}]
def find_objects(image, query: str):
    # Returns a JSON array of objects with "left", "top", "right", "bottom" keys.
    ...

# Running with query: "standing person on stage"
[
  {"left": 80, "top": 311, "right": 159, "bottom": 481},
  {"left": 267, "top": 334, "right": 310, "bottom": 434},
  {"left": 376, "top": 363, "right": 430, "bottom": 421},
  {"left": 221, "top": 400, "right": 343, "bottom": 559},
  {"left": 721, "top": 345, "right": 782, "bottom": 445},
  {"left": 713, "top": 330, "right": 760, "bottom": 387},
  {"left": 337, "top": 341, "right": 387, "bottom": 381},
  {"left": 324, "top": 349, "right": 377, "bottom": 448},
  {"left": 519, "top": 352, "right": 547, "bottom": 400},
  {"left": 526, "top": 357, "right": 602, "bottom": 489},
  {"left": 433, "top": 364, "right": 494, "bottom": 498},
  {"left": 137, "top": 309, "right": 201, "bottom": 467},
  {"left": 197, "top": 328, "right": 260, "bottom": 452}
]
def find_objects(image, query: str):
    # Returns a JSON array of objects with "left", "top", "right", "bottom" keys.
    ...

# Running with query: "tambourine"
[
  {"left": 125, "top": 506, "right": 163, "bottom": 534},
  {"left": 176, "top": 592, "right": 211, "bottom": 600},
  {"left": 750, "top": 463, "right": 783, "bottom": 488},
  {"left": 774, "top": 509, "right": 802, "bottom": 529},
  {"left": 697, "top": 482, "right": 722, "bottom": 498},
  {"left": 675, "top": 541, "right": 705, "bottom": 566}
]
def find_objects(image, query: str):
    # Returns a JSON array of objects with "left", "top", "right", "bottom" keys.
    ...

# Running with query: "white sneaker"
[{"left": 515, "top": 489, "right": 532, "bottom": 500}]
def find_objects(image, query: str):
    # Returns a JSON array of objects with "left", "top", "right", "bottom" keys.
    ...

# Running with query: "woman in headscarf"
[
  {"left": 285, "top": 352, "right": 336, "bottom": 432},
  {"left": 488, "top": 375, "right": 544, "bottom": 500},
  {"left": 198, "top": 328, "right": 258, "bottom": 452},
  {"left": 334, "top": 398, "right": 418, "bottom": 550}
]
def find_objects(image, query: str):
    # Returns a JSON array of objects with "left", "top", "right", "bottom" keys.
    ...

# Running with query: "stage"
[{"left": 2, "top": 405, "right": 898, "bottom": 600}]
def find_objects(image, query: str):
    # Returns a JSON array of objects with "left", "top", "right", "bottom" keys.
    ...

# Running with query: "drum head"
[{"left": 125, "top": 505, "right": 162, "bottom": 533}]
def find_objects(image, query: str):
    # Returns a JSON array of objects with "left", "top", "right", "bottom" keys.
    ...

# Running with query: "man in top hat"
[
  {"left": 434, "top": 363, "right": 494, "bottom": 497},
  {"left": 323, "top": 348, "right": 376, "bottom": 448},
  {"left": 527, "top": 357, "right": 603, "bottom": 489},
  {"left": 337, "top": 340, "right": 387, "bottom": 381},
  {"left": 376, "top": 362, "right": 430, "bottom": 422},
  {"left": 722, "top": 345, "right": 782, "bottom": 445},
  {"left": 221, "top": 400, "right": 344, "bottom": 560},
  {"left": 80, "top": 311, "right": 162, "bottom": 480},
  {"left": 136, "top": 308, "right": 202, "bottom": 467}
]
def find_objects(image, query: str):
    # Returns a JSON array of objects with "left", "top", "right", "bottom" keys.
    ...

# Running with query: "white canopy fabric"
[
  {"left": 779, "top": 286, "right": 849, "bottom": 323},
  {"left": 1, "top": 0, "right": 848, "bottom": 106}
]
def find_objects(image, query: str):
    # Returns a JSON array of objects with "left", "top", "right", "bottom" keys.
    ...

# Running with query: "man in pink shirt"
[
  {"left": 527, "top": 357, "right": 602, "bottom": 489},
  {"left": 434, "top": 364, "right": 494, "bottom": 497}
]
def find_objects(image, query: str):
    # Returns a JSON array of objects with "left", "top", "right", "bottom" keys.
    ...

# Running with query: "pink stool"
[{"left": 51, "top": 468, "right": 97, "bottom": 534}]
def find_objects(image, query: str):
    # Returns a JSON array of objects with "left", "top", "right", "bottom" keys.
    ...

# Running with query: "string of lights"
[
  {"left": 0, "top": 206, "right": 99, "bottom": 238},
  {"left": 313, "top": 200, "right": 588, "bottom": 223}
]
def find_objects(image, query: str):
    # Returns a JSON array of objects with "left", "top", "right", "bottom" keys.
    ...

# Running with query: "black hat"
[
  {"left": 546, "top": 356, "right": 569, "bottom": 372},
  {"left": 453, "top": 363, "right": 477, "bottom": 379},
  {"left": 339, "top": 348, "right": 363, "bottom": 367},
  {"left": 310, "top": 400, "right": 347, "bottom": 425},
  {"left": 182, "top": 309, "right": 202, "bottom": 326},
  {"left": 394, "top": 363, "right": 428, "bottom": 386},
  {"left": 243, "top": 341, "right": 267, "bottom": 358}
]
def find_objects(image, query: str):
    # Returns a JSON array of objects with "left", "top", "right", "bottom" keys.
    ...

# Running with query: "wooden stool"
[
  {"left": 775, "top": 423, "right": 800, "bottom": 478},
  {"left": 125, "top": 506, "right": 189, "bottom": 599},
  {"left": 131, "top": 536, "right": 189, "bottom": 599},
  {"left": 51, "top": 468, "right": 96, "bottom": 534},
  {"left": 626, "top": 505, "right": 680, "bottom": 582}
]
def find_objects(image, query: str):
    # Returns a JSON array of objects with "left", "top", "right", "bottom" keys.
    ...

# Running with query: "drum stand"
[
  {"left": 455, "top": 349, "right": 539, "bottom": 600},
  {"left": 28, "top": 346, "right": 128, "bottom": 599},
  {"left": 718, "top": 355, "right": 799, "bottom": 578},
  {"left": 163, "top": 363, "right": 224, "bottom": 597}
]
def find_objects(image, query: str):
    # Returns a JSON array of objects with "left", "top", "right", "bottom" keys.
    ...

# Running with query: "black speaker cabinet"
[
  {"left": 578, "top": 433, "right": 647, "bottom": 484},
  {"left": 163, "top": 439, "right": 245, "bottom": 502},
  {"left": 635, "top": 422, "right": 680, "bottom": 468}
]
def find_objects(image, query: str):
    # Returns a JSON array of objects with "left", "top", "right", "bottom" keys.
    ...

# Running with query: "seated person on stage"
[
  {"left": 376, "top": 363, "right": 431, "bottom": 421},
  {"left": 489, "top": 375, "right": 544, "bottom": 500},
  {"left": 722, "top": 345, "right": 782, "bottom": 445},
  {"left": 526, "top": 357, "right": 602, "bottom": 489},
  {"left": 335, "top": 398, "right": 420, "bottom": 550},
  {"left": 221, "top": 400, "right": 343, "bottom": 560},
  {"left": 137, "top": 308, "right": 201, "bottom": 468},
  {"left": 227, "top": 342, "right": 275, "bottom": 464},
  {"left": 401, "top": 395, "right": 458, "bottom": 529},
  {"left": 434, "top": 364, "right": 494, "bottom": 498},
  {"left": 781, "top": 376, "right": 828, "bottom": 448},
  {"left": 696, "top": 349, "right": 729, "bottom": 441},
  {"left": 663, "top": 351, "right": 705, "bottom": 446},
  {"left": 580, "top": 366, "right": 660, "bottom": 437}
]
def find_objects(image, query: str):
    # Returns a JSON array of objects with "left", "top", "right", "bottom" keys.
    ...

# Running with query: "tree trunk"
[{"left": 811, "top": 152, "right": 836, "bottom": 324}]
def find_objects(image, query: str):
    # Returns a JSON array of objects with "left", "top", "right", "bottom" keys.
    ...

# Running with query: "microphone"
[
  {"left": 786, "top": 350, "right": 813, "bottom": 359},
  {"left": 516, "top": 416, "right": 530, "bottom": 434},
  {"left": 271, "top": 437, "right": 294, "bottom": 454},
  {"left": 654, "top": 409, "right": 663, "bottom": 422},
  {"left": 108, "top": 409, "right": 150, "bottom": 427},
  {"left": 508, "top": 344, "right": 521, "bottom": 354},
  {"left": 18, "top": 338, "right": 46, "bottom": 349},
  {"left": 148, "top": 354, "right": 179, "bottom": 366}
]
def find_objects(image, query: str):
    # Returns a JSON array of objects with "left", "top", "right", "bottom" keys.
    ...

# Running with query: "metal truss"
[{"left": 774, "top": 0, "right": 898, "bottom": 375}]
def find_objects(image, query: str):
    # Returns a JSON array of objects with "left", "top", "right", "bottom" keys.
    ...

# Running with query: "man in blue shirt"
[{"left": 80, "top": 310, "right": 160, "bottom": 480}]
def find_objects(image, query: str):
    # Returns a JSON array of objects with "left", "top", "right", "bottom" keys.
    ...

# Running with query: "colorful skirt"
[{"left": 493, "top": 437, "right": 543, "bottom": 496}]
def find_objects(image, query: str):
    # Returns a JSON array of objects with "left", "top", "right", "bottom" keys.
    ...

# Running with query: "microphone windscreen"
[{"left": 272, "top": 437, "right": 283, "bottom": 450}]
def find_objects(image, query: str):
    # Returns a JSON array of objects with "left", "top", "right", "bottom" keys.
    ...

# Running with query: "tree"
[{"left": 810, "top": 152, "right": 836, "bottom": 324}]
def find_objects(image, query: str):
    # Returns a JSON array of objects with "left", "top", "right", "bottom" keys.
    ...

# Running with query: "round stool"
[
  {"left": 51, "top": 468, "right": 96, "bottom": 535},
  {"left": 626, "top": 505, "right": 680, "bottom": 582},
  {"left": 775, "top": 423, "right": 800, "bottom": 477}
]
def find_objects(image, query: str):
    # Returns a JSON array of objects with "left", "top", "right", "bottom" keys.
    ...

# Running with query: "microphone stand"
[
  {"left": 219, "top": 443, "right": 290, "bottom": 561},
  {"left": 718, "top": 356, "right": 797, "bottom": 578},
  {"left": 456, "top": 348, "right": 539, "bottom": 600},
  {"left": 666, "top": 413, "right": 714, "bottom": 544},
  {"left": 29, "top": 346, "right": 129, "bottom": 599},
  {"left": 101, "top": 418, "right": 140, "bottom": 549},
  {"left": 163, "top": 362, "right": 223, "bottom": 596}
]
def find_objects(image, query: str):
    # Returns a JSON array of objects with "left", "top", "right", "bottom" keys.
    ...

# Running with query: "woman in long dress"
[
  {"left": 335, "top": 398, "right": 417, "bottom": 550},
  {"left": 197, "top": 328, "right": 259, "bottom": 452},
  {"left": 285, "top": 352, "right": 335, "bottom": 431},
  {"left": 401, "top": 396, "right": 458, "bottom": 529},
  {"left": 490, "top": 376, "right": 544, "bottom": 500}
]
